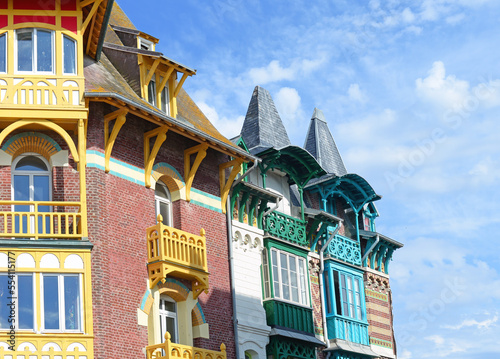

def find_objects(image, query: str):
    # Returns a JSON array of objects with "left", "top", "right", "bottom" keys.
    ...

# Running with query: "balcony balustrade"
[
  {"left": 0, "top": 200, "right": 83, "bottom": 240},
  {"left": 146, "top": 215, "right": 209, "bottom": 298},
  {"left": 326, "top": 234, "right": 362, "bottom": 266},
  {"left": 326, "top": 316, "right": 370, "bottom": 345},
  {"left": 264, "top": 299, "right": 315, "bottom": 334},
  {"left": 146, "top": 333, "right": 226, "bottom": 359},
  {"left": 0, "top": 75, "right": 84, "bottom": 108},
  {"left": 264, "top": 211, "right": 307, "bottom": 246}
]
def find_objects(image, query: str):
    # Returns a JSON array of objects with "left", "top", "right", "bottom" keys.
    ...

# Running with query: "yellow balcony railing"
[
  {"left": 146, "top": 215, "right": 209, "bottom": 298},
  {"left": 0, "top": 75, "right": 84, "bottom": 109},
  {"left": 146, "top": 333, "right": 226, "bottom": 359},
  {"left": 0, "top": 200, "right": 84, "bottom": 240}
]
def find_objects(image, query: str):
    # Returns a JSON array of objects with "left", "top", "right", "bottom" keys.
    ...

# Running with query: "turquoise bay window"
[{"left": 324, "top": 262, "right": 369, "bottom": 345}]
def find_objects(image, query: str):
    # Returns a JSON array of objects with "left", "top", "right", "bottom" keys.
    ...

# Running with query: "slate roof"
[
  {"left": 304, "top": 108, "right": 347, "bottom": 176},
  {"left": 240, "top": 86, "right": 291, "bottom": 155}
]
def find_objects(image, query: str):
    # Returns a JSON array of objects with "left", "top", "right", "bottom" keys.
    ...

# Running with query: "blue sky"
[{"left": 117, "top": 1, "right": 500, "bottom": 357}]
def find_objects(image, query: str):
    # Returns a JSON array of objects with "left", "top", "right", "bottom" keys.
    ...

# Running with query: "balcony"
[
  {"left": 147, "top": 215, "right": 209, "bottom": 299},
  {"left": 0, "top": 200, "right": 83, "bottom": 240},
  {"left": 326, "top": 234, "right": 362, "bottom": 266},
  {"left": 264, "top": 211, "right": 307, "bottom": 246},
  {"left": 263, "top": 299, "right": 314, "bottom": 334},
  {"left": 146, "top": 333, "right": 226, "bottom": 359},
  {"left": 326, "top": 316, "right": 369, "bottom": 345},
  {"left": 0, "top": 75, "right": 86, "bottom": 119}
]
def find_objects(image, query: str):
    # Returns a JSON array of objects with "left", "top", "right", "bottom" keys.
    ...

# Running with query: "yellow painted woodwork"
[
  {"left": 81, "top": 0, "right": 103, "bottom": 34},
  {"left": 77, "top": 118, "right": 88, "bottom": 237},
  {"left": 219, "top": 158, "right": 244, "bottom": 214},
  {"left": 0, "top": 248, "right": 94, "bottom": 357},
  {"left": 104, "top": 109, "right": 128, "bottom": 173},
  {"left": 0, "top": 119, "right": 80, "bottom": 163},
  {"left": 146, "top": 332, "right": 226, "bottom": 359},
  {"left": 146, "top": 215, "right": 209, "bottom": 299},
  {"left": 173, "top": 73, "right": 188, "bottom": 98},
  {"left": 144, "top": 126, "right": 169, "bottom": 188},
  {"left": 3, "top": 133, "right": 60, "bottom": 161},
  {"left": 184, "top": 143, "right": 209, "bottom": 202}
]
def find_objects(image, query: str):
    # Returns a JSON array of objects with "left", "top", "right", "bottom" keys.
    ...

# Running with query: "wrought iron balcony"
[
  {"left": 326, "top": 234, "right": 362, "bottom": 266},
  {"left": 326, "top": 316, "right": 370, "bottom": 345},
  {"left": 146, "top": 215, "right": 209, "bottom": 298},
  {"left": 263, "top": 299, "right": 314, "bottom": 334},
  {"left": 264, "top": 211, "right": 307, "bottom": 246},
  {"left": 146, "top": 333, "right": 226, "bottom": 359},
  {"left": 0, "top": 200, "right": 84, "bottom": 240}
]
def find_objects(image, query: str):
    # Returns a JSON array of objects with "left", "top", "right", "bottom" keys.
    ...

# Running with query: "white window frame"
[
  {"left": 148, "top": 76, "right": 157, "bottom": 107},
  {"left": 15, "top": 28, "right": 55, "bottom": 75},
  {"left": 62, "top": 34, "right": 77, "bottom": 75},
  {"left": 268, "top": 248, "right": 309, "bottom": 306},
  {"left": 158, "top": 295, "right": 178, "bottom": 344},
  {"left": 40, "top": 273, "right": 84, "bottom": 333},
  {"left": 139, "top": 37, "right": 154, "bottom": 51},
  {"left": 11, "top": 154, "right": 52, "bottom": 236},
  {"left": 0, "top": 32, "right": 6, "bottom": 73},
  {"left": 159, "top": 79, "right": 170, "bottom": 116},
  {"left": 0, "top": 273, "right": 36, "bottom": 331},
  {"left": 155, "top": 181, "right": 171, "bottom": 226}
]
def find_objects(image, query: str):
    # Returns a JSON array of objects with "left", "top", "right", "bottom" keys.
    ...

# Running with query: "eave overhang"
[
  {"left": 359, "top": 230, "right": 403, "bottom": 248},
  {"left": 306, "top": 173, "right": 381, "bottom": 212},
  {"left": 85, "top": 92, "right": 256, "bottom": 163},
  {"left": 82, "top": 0, "right": 114, "bottom": 60},
  {"left": 258, "top": 145, "right": 326, "bottom": 188}
]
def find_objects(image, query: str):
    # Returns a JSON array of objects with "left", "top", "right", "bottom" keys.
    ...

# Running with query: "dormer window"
[
  {"left": 139, "top": 37, "right": 154, "bottom": 51},
  {"left": 148, "top": 77, "right": 156, "bottom": 107},
  {"left": 16, "top": 28, "right": 54, "bottom": 73},
  {"left": 147, "top": 75, "right": 170, "bottom": 116},
  {"left": 0, "top": 33, "right": 6, "bottom": 73}
]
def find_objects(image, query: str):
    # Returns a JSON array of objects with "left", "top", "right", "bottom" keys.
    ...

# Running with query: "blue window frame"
[{"left": 324, "top": 263, "right": 366, "bottom": 321}]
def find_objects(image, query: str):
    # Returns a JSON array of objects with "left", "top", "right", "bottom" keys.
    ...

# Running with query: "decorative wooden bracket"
[
  {"left": 184, "top": 143, "right": 209, "bottom": 202},
  {"left": 144, "top": 126, "right": 169, "bottom": 188},
  {"left": 219, "top": 158, "right": 244, "bottom": 214},
  {"left": 104, "top": 109, "right": 128, "bottom": 173},
  {"left": 81, "top": 0, "right": 103, "bottom": 34},
  {"left": 173, "top": 73, "right": 189, "bottom": 98}
]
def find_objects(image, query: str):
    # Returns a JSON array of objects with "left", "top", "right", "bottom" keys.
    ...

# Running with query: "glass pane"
[
  {"left": 166, "top": 317, "right": 176, "bottom": 343},
  {"left": 333, "top": 271, "right": 342, "bottom": 316},
  {"left": 289, "top": 257, "right": 298, "bottom": 302},
  {"left": 0, "top": 34, "right": 6, "bottom": 72},
  {"left": 43, "top": 276, "right": 59, "bottom": 330},
  {"left": 16, "top": 156, "right": 48, "bottom": 171},
  {"left": 155, "top": 182, "right": 169, "bottom": 199},
  {"left": 17, "top": 30, "right": 33, "bottom": 71},
  {"left": 281, "top": 254, "right": 290, "bottom": 300},
  {"left": 14, "top": 175, "right": 30, "bottom": 234},
  {"left": 0, "top": 275, "right": 9, "bottom": 329},
  {"left": 63, "top": 36, "right": 76, "bottom": 74},
  {"left": 18, "top": 275, "right": 34, "bottom": 329},
  {"left": 299, "top": 259, "right": 307, "bottom": 304},
  {"left": 148, "top": 80, "right": 156, "bottom": 106},
  {"left": 159, "top": 202, "right": 170, "bottom": 226},
  {"left": 164, "top": 300, "right": 175, "bottom": 312},
  {"left": 161, "top": 87, "right": 169, "bottom": 115},
  {"left": 280, "top": 253, "right": 288, "bottom": 269},
  {"left": 64, "top": 276, "right": 81, "bottom": 330},
  {"left": 271, "top": 250, "right": 279, "bottom": 297},
  {"left": 35, "top": 175, "right": 50, "bottom": 233},
  {"left": 37, "top": 30, "right": 52, "bottom": 72}
]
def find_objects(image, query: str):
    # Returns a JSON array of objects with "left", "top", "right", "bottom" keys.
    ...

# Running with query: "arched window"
[
  {"left": 159, "top": 295, "right": 177, "bottom": 344},
  {"left": 155, "top": 181, "right": 171, "bottom": 226},
  {"left": 12, "top": 154, "right": 51, "bottom": 235}
]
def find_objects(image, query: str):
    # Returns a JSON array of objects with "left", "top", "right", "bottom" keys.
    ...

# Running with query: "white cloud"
[
  {"left": 347, "top": 83, "right": 366, "bottom": 102},
  {"left": 274, "top": 87, "right": 301, "bottom": 122},
  {"left": 425, "top": 335, "right": 445, "bottom": 345},
  {"left": 442, "top": 316, "right": 498, "bottom": 330},
  {"left": 248, "top": 60, "right": 296, "bottom": 85},
  {"left": 399, "top": 349, "right": 412, "bottom": 359},
  {"left": 401, "top": 8, "right": 416, "bottom": 23},
  {"left": 197, "top": 101, "right": 245, "bottom": 139}
]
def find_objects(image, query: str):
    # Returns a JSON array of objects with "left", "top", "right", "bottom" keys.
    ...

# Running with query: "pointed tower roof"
[
  {"left": 240, "top": 86, "right": 291, "bottom": 154},
  {"left": 304, "top": 108, "right": 347, "bottom": 176}
]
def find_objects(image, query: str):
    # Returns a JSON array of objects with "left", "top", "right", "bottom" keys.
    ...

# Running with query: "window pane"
[
  {"left": 333, "top": 271, "right": 341, "bottom": 316},
  {"left": 37, "top": 30, "right": 52, "bottom": 72},
  {"left": 271, "top": 250, "right": 280, "bottom": 297},
  {"left": 155, "top": 182, "right": 169, "bottom": 199},
  {"left": 0, "top": 34, "right": 6, "bottom": 72},
  {"left": 17, "top": 30, "right": 33, "bottom": 71},
  {"left": 164, "top": 300, "right": 175, "bottom": 312},
  {"left": 63, "top": 36, "right": 76, "bottom": 74},
  {"left": 159, "top": 202, "right": 170, "bottom": 226},
  {"left": 148, "top": 80, "right": 156, "bottom": 106},
  {"left": 161, "top": 87, "right": 169, "bottom": 115},
  {"left": 166, "top": 317, "right": 176, "bottom": 343},
  {"left": 289, "top": 257, "right": 298, "bottom": 303},
  {"left": 280, "top": 253, "right": 289, "bottom": 300},
  {"left": 14, "top": 175, "right": 30, "bottom": 234},
  {"left": 64, "top": 276, "right": 81, "bottom": 330},
  {"left": 299, "top": 259, "right": 307, "bottom": 305},
  {"left": 43, "top": 276, "right": 59, "bottom": 329},
  {"left": 18, "top": 275, "right": 34, "bottom": 329},
  {"left": 16, "top": 156, "right": 48, "bottom": 171},
  {"left": 0, "top": 275, "right": 9, "bottom": 328}
]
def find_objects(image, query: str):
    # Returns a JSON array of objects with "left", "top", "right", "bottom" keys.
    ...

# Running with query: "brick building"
[{"left": 0, "top": 2, "right": 402, "bottom": 359}]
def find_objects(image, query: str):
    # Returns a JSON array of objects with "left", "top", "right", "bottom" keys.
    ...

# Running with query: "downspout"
[
  {"left": 361, "top": 234, "right": 380, "bottom": 266},
  {"left": 232, "top": 159, "right": 260, "bottom": 189},
  {"left": 319, "top": 222, "right": 342, "bottom": 352},
  {"left": 226, "top": 196, "right": 240, "bottom": 359}
]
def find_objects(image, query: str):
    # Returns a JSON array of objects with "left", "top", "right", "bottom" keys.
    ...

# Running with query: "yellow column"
[{"left": 78, "top": 119, "right": 88, "bottom": 238}]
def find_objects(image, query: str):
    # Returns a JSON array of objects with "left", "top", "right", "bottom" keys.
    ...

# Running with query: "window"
[
  {"left": 63, "top": 35, "right": 76, "bottom": 74},
  {"left": 155, "top": 181, "right": 171, "bottom": 226},
  {"left": 159, "top": 295, "right": 177, "bottom": 343},
  {"left": 326, "top": 269, "right": 364, "bottom": 321},
  {"left": 148, "top": 78, "right": 156, "bottom": 107},
  {"left": 160, "top": 83, "right": 170, "bottom": 115},
  {"left": 12, "top": 155, "right": 51, "bottom": 235},
  {"left": 41, "top": 274, "right": 82, "bottom": 331},
  {"left": 0, "top": 33, "right": 6, "bottom": 73},
  {"left": 0, "top": 273, "right": 35, "bottom": 330},
  {"left": 265, "top": 248, "right": 308, "bottom": 305},
  {"left": 139, "top": 37, "right": 154, "bottom": 51},
  {"left": 16, "top": 28, "right": 54, "bottom": 73}
]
